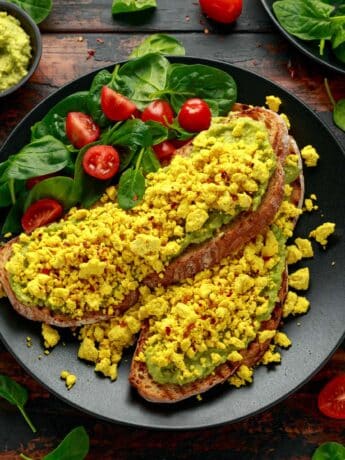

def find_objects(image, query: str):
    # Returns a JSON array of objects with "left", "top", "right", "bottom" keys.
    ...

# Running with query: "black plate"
[
  {"left": 0, "top": 57, "right": 344, "bottom": 430},
  {"left": 260, "top": 0, "right": 345, "bottom": 75}
]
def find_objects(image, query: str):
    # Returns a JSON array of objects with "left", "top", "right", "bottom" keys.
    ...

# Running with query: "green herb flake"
[{"left": 130, "top": 34, "right": 186, "bottom": 58}]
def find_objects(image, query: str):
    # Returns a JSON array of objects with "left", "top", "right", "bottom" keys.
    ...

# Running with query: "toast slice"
[{"left": 0, "top": 106, "right": 289, "bottom": 327}]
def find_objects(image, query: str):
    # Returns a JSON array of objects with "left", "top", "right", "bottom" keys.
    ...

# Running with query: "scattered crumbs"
[
  {"left": 331, "top": 261, "right": 336, "bottom": 266},
  {"left": 196, "top": 394, "right": 203, "bottom": 401},
  {"left": 38, "top": 355, "right": 43, "bottom": 360},
  {"left": 96, "top": 38, "right": 104, "bottom": 44},
  {"left": 77, "top": 36, "right": 84, "bottom": 42},
  {"left": 185, "top": 15, "right": 190, "bottom": 22},
  {"left": 4, "top": 232, "right": 12, "bottom": 238},
  {"left": 62, "top": 342, "right": 66, "bottom": 347},
  {"left": 60, "top": 370, "right": 77, "bottom": 390},
  {"left": 309, "top": 222, "right": 336, "bottom": 247},
  {"left": 204, "top": 28, "right": 209, "bottom": 34},
  {"left": 301, "top": 145, "right": 319, "bottom": 167},
  {"left": 297, "top": 322, "right": 301, "bottom": 326},
  {"left": 42, "top": 323, "right": 60, "bottom": 349},
  {"left": 87, "top": 49, "right": 95, "bottom": 60},
  {"left": 26, "top": 336, "right": 32, "bottom": 348},
  {"left": 44, "top": 350, "right": 50, "bottom": 355}
]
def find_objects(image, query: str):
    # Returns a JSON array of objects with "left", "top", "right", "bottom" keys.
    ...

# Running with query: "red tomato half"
[
  {"left": 82, "top": 145, "right": 120, "bottom": 180},
  {"left": 199, "top": 0, "right": 243, "bottom": 24},
  {"left": 101, "top": 86, "right": 137, "bottom": 121},
  {"left": 141, "top": 100, "right": 174, "bottom": 127},
  {"left": 318, "top": 374, "right": 345, "bottom": 419},
  {"left": 178, "top": 98, "right": 211, "bottom": 133},
  {"left": 22, "top": 198, "right": 63, "bottom": 233},
  {"left": 66, "top": 112, "right": 100, "bottom": 149},
  {"left": 153, "top": 141, "right": 176, "bottom": 164}
]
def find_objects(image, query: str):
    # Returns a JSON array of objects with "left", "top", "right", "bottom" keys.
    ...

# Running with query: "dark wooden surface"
[{"left": 0, "top": 1, "right": 345, "bottom": 458}]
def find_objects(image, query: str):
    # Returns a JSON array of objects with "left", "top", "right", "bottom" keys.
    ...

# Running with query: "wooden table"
[{"left": 0, "top": 1, "right": 345, "bottom": 458}]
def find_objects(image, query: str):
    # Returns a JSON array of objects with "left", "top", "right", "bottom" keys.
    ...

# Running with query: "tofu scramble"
[{"left": 6, "top": 116, "right": 276, "bottom": 319}]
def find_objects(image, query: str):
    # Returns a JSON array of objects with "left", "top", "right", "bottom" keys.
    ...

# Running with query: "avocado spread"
[{"left": 0, "top": 12, "right": 32, "bottom": 92}]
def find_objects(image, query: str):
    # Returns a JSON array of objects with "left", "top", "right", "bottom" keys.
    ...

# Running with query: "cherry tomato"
[
  {"left": 171, "top": 138, "right": 193, "bottom": 149},
  {"left": 141, "top": 100, "right": 174, "bottom": 127},
  {"left": 65, "top": 112, "right": 100, "bottom": 149},
  {"left": 153, "top": 141, "right": 176, "bottom": 164},
  {"left": 21, "top": 198, "right": 63, "bottom": 233},
  {"left": 26, "top": 173, "right": 58, "bottom": 190},
  {"left": 101, "top": 86, "right": 137, "bottom": 121},
  {"left": 82, "top": 145, "right": 120, "bottom": 180},
  {"left": 318, "top": 374, "right": 345, "bottom": 419},
  {"left": 178, "top": 98, "right": 211, "bottom": 133},
  {"left": 199, "top": 0, "right": 242, "bottom": 24}
]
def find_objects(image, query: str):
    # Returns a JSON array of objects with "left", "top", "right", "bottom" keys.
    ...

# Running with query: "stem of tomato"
[
  {"left": 324, "top": 78, "right": 336, "bottom": 108},
  {"left": 8, "top": 179, "right": 16, "bottom": 205}
]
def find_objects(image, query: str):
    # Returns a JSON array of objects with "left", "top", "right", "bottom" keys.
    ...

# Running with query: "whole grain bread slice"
[{"left": 0, "top": 106, "right": 289, "bottom": 326}]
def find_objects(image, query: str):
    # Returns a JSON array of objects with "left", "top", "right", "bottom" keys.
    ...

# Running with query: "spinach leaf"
[
  {"left": 334, "top": 98, "right": 345, "bottom": 130},
  {"left": 112, "top": 0, "right": 156, "bottom": 14},
  {"left": 331, "top": 22, "right": 345, "bottom": 49},
  {"left": 0, "top": 136, "right": 70, "bottom": 182},
  {"left": 1, "top": 195, "right": 25, "bottom": 235},
  {"left": 144, "top": 120, "right": 169, "bottom": 145},
  {"left": 43, "top": 426, "right": 89, "bottom": 460},
  {"left": 8, "top": 0, "right": 52, "bottom": 24},
  {"left": 102, "top": 119, "right": 153, "bottom": 147},
  {"left": 140, "top": 147, "right": 160, "bottom": 174},
  {"left": 73, "top": 143, "right": 112, "bottom": 208},
  {"left": 0, "top": 181, "right": 26, "bottom": 208},
  {"left": 0, "top": 375, "right": 36, "bottom": 432},
  {"left": 117, "top": 54, "right": 170, "bottom": 110},
  {"left": 273, "top": 0, "right": 335, "bottom": 40},
  {"left": 87, "top": 69, "right": 113, "bottom": 127},
  {"left": 118, "top": 167, "right": 145, "bottom": 209},
  {"left": 168, "top": 119, "right": 195, "bottom": 141},
  {"left": 130, "top": 34, "right": 185, "bottom": 58},
  {"left": 312, "top": 442, "right": 345, "bottom": 460},
  {"left": 31, "top": 91, "right": 89, "bottom": 143},
  {"left": 165, "top": 64, "right": 237, "bottom": 116},
  {"left": 334, "top": 41, "right": 345, "bottom": 62},
  {"left": 24, "top": 176, "right": 78, "bottom": 211}
]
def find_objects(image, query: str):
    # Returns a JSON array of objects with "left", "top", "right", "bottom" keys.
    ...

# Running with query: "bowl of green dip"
[{"left": 0, "top": 1, "right": 42, "bottom": 98}]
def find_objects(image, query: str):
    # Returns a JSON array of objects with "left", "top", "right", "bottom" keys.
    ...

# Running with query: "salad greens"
[
  {"left": 112, "top": 0, "right": 156, "bottom": 15},
  {"left": 324, "top": 78, "right": 345, "bottom": 132},
  {"left": 273, "top": 0, "right": 345, "bottom": 63},
  {"left": 0, "top": 374, "right": 36, "bottom": 433},
  {"left": 20, "top": 426, "right": 89, "bottom": 460},
  {"left": 0, "top": 37, "right": 237, "bottom": 235},
  {"left": 7, "top": 0, "right": 53, "bottom": 24},
  {"left": 312, "top": 442, "right": 345, "bottom": 460}
]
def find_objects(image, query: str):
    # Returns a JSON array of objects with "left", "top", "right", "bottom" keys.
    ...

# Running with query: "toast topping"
[{"left": 6, "top": 116, "right": 277, "bottom": 319}]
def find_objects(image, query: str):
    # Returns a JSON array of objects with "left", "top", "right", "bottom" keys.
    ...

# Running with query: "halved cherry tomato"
[
  {"left": 65, "top": 112, "right": 100, "bottom": 149},
  {"left": 26, "top": 173, "right": 58, "bottom": 190},
  {"left": 199, "top": 0, "right": 243, "bottom": 24},
  {"left": 153, "top": 141, "right": 176, "bottom": 165},
  {"left": 21, "top": 198, "right": 63, "bottom": 233},
  {"left": 171, "top": 138, "right": 193, "bottom": 149},
  {"left": 101, "top": 86, "right": 137, "bottom": 121},
  {"left": 82, "top": 145, "right": 120, "bottom": 180},
  {"left": 141, "top": 100, "right": 174, "bottom": 127},
  {"left": 178, "top": 98, "right": 211, "bottom": 132},
  {"left": 318, "top": 374, "right": 345, "bottom": 419}
]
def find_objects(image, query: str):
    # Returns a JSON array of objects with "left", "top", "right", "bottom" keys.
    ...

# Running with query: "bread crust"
[{"left": 0, "top": 106, "right": 289, "bottom": 326}]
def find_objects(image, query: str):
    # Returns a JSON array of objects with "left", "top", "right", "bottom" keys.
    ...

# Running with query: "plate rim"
[{"left": 0, "top": 56, "right": 344, "bottom": 430}]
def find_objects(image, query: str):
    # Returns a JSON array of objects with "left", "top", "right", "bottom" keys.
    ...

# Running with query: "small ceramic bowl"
[{"left": 0, "top": 1, "right": 42, "bottom": 98}]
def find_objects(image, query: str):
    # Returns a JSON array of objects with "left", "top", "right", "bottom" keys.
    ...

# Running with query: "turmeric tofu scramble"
[{"left": 4, "top": 106, "right": 336, "bottom": 393}]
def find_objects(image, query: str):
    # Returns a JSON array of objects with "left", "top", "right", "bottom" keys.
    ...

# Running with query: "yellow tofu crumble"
[
  {"left": 265, "top": 95, "right": 282, "bottom": 112},
  {"left": 309, "top": 222, "right": 336, "bottom": 247},
  {"left": 60, "top": 370, "right": 77, "bottom": 390},
  {"left": 41, "top": 323, "right": 60, "bottom": 349},
  {"left": 301, "top": 145, "right": 319, "bottom": 167}
]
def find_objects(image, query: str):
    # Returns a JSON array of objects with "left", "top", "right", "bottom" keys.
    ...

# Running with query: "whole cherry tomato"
[
  {"left": 141, "top": 100, "right": 174, "bottom": 127},
  {"left": 21, "top": 198, "right": 63, "bottom": 233},
  {"left": 153, "top": 141, "right": 176, "bottom": 164},
  {"left": 82, "top": 145, "right": 120, "bottom": 180},
  {"left": 101, "top": 86, "right": 137, "bottom": 121},
  {"left": 199, "top": 0, "right": 242, "bottom": 24},
  {"left": 318, "top": 374, "right": 345, "bottom": 419},
  {"left": 178, "top": 98, "right": 211, "bottom": 133},
  {"left": 65, "top": 112, "right": 100, "bottom": 149}
]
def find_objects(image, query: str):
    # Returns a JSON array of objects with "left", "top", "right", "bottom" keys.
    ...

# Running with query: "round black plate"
[
  {"left": 260, "top": 0, "right": 345, "bottom": 75},
  {"left": 0, "top": 57, "right": 344, "bottom": 430}
]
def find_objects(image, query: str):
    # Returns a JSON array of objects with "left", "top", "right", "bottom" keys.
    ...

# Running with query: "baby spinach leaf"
[
  {"left": 1, "top": 195, "right": 25, "bottom": 235},
  {"left": 273, "top": 0, "right": 334, "bottom": 40},
  {"left": 24, "top": 176, "right": 78, "bottom": 211},
  {"left": 312, "top": 442, "right": 345, "bottom": 460},
  {"left": 118, "top": 167, "right": 145, "bottom": 209},
  {"left": 31, "top": 91, "right": 89, "bottom": 143},
  {"left": 43, "top": 426, "right": 89, "bottom": 460},
  {"left": 333, "top": 98, "right": 345, "bottom": 131},
  {"left": 102, "top": 119, "right": 153, "bottom": 148},
  {"left": 117, "top": 54, "right": 170, "bottom": 110},
  {"left": 334, "top": 41, "right": 345, "bottom": 62},
  {"left": 140, "top": 147, "right": 160, "bottom": 174},
  {"left": 0, "top": 181, "right": 26, "bottom": 208},
  {"left": 168, "top": 119, "right": 195, "bottom": 141},
  {"left": 130, "top": 34, "right": 185, "bottom": 58},
  {"left": 112, "top": 0, "right": 156, "bottom": 14},
  {"left": 87, "top": 69, "right": 113, "bottom": 127},
  {"left": 0, "top": 136, "right": 70, "bottom": 182},
  {"left": 166, "top": 64, "right": 237, "bottom": 116},
  {"left": 331, "top": 22, "right": 345, "bottom": 49},
  {"left": 144, "top": 121, "right": 169, "bottom": 145},
  {"left": 0, "top": 374, "right": 36, "bottom": 433},
  {"left": 8, "top": 0, "right": 52, "bottom": 24}
]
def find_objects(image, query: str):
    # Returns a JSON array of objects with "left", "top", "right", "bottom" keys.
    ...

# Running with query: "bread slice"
[
  {"left": 0, "top": 106, "right": 289, "bottom": 326},
  {"left": 129, "top": 146, "right": 304, "bottom": 403}
]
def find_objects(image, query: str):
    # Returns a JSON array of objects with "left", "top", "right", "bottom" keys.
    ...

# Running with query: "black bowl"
[{"left": 0, "top": 1, "right": 42, "bottom": 98}]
